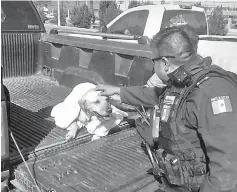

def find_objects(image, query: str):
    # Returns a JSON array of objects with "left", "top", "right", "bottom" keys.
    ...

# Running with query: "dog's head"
[{"left": 79, "top": 89, "right": 113, "bottom": 118}]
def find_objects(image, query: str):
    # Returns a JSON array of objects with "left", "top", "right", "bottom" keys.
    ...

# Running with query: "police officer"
[
  {"left": 96, "top": 27, "right": 237, "bottom": 192},
  {"left": 146, "top": 24, "right": 206, "bottom": 88}
]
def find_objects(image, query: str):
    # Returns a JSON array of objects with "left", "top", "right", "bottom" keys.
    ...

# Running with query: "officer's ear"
[{"left": 161, "top": 57, "right": 169, "bottom": 72}]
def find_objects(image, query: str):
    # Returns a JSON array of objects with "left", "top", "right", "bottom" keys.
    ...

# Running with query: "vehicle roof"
[{"left": 126, "top": 4, "right": 204, "bottom": 12}]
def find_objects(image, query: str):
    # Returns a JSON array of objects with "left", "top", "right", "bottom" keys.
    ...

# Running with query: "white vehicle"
[
  {"left": 68, "top": 4, "right": 208, "bottom": 40},
  {"left": 107, "top": 4, "right": 208, "bottom": 38},
  {"left": 65, "top": 4, "right": 237, "bottom": 73}
]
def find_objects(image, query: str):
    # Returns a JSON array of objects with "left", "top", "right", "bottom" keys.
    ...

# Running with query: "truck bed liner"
[
  {"left": 3, "top": 76, "right": 134, "bottom": 165},
  {"left": 4, "top": 76, "right": 155, "bottom": 191},
  {"left": 3, "top": 76, "right": 75, "bottom": 161},
  {"left": 14, "top": 130, "right": 157, "bottom": 192}
]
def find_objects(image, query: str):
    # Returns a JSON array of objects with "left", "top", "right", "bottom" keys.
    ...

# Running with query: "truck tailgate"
[{"left": 14, "top": 129, "right": 157, "bottom": 192}]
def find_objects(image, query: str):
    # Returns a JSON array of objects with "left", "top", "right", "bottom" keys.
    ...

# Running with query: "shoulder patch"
[{"left": 211, "top": 96, "right": 233, "bottom": 115}]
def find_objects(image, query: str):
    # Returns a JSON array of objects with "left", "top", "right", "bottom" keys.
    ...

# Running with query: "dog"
[{"left": 51, "top": 83, "right": 128, "bottom": 141}]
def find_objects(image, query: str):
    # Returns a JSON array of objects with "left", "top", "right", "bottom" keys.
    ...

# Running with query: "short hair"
[
  {"left": 151, "top": 27, "right": 194, "bottom": 62},
  {"left": 178, "top": 24, "right": 199, "bottom": 49}
]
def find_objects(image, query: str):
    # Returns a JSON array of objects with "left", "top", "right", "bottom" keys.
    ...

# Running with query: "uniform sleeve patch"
[{"left": 211, "top": 96, "right": 233, "bottom": 115}]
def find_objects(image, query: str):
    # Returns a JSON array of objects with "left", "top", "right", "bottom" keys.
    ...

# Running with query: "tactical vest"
[
  {"left": 153, "top": 85, "right": 206, "bottom": 192},
  {"left": 148, "top": 65, "right": 237, "bottom": 191}
]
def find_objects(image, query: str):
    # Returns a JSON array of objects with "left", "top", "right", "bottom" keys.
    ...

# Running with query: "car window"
[
  {"left": 160, "top": 10, "right": 207, "bottom": 35},
  {"left": 1, "top": 1, "right": 44, "bottom": 32},
  {"left": 109, "top": 10, "right": 149, "bottom": 36}
]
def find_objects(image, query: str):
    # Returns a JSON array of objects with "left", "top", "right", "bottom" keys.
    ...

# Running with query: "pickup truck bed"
[
  {"left": 4, "top": 76, "right": 76, "bottom": 160},
  {"left": 4, "top": 75, "right": 133, "bottom": 160},
  {"left": 14, "top": 130, "right": 157, "bottom": 192},
  {"left": 5, "top": 76, "right": 157, "bottom": 191}
]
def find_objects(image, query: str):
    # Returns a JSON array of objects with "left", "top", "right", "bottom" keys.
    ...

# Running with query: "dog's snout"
[{"left": 108, "top": 108, "right": 112, "bottom": 113}]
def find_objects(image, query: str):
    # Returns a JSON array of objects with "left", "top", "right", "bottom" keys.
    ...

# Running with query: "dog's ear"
[
  {"left": 80, "top": 99, "right": 93, "bottom": 115},
  {"left": 79, "top": 99, "right": 87, "bottom": 111}
]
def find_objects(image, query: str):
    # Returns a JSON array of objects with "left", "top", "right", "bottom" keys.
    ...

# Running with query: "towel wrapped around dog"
[
  {"left": 51, "top": 82, "right": 127, "bottom": 140},
  {"left": 51, "top": 83, "right": 96, "bottom": 129}
]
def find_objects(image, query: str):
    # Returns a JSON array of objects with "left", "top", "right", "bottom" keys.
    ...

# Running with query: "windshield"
[
  {"left": 108, "top": 10, "right": 149, "bottom": 36},
  {"left": 160, "top": 10, "right": 207, "bottom": 35}
]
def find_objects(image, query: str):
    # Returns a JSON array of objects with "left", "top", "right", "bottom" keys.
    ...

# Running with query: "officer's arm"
[
  {"left": 120, "top": 86, "right": 165, "bottom": 107},
  {"left": 184, "top": 82, "right": 237, "bottom": 192}
]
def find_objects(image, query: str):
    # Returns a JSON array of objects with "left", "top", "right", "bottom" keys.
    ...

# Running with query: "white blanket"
[
  {"left": 51, "top": 83, "right": 96, "bottom": 129},
  {"left": 51, "top": 83, "right": 127, "bottom": 140}
]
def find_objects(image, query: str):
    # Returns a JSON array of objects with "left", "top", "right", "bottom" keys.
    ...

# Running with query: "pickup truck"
[
  {"left": 1, "top": 1, "right": 237, "bottom": 192},
  {"left": 60, "top": 4, "right": 208, "bottom": 41},
  {"left": 54, "top": 4, "right": 237, "bottom": 73}
]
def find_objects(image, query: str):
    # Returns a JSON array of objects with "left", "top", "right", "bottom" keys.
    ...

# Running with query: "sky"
[{"left": 180, "top": 0, "right": 237, "bottom": 2}]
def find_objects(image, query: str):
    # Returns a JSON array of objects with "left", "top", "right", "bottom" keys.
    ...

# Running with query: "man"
[
  {"left": 96, "top": 27, "right": 237, "bottom": 192},
  {"left": 146, "top": 24, "right": 200, "bottom": 88}
]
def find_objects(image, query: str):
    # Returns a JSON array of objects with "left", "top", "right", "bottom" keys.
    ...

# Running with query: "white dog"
[{"left": 51, "top": 83, "right": 128, "bottom": 141}]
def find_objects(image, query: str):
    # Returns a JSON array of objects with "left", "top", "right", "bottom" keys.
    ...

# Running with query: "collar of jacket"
[
  {"left": 166, "top": 55, "right": 212, "bottom": 87},
  {"left": 182, "top": 54, "right": 212, "bottom": 76}
]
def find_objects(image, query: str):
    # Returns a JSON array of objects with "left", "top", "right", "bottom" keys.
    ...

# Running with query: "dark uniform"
[{"left": 120, "top": 56, "right": 237, "bottom": 192}]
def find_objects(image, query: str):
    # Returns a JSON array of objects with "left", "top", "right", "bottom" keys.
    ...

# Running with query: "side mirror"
[
  {"left": 138, "top": 36, "right": 151, "bottom": 45},
  {"left": 50, "top": 28, "right": 58, "bottom": 35},
  {"left": 100, "top": 25, "right": 108, "bottom": 40},
  {"left": 100, "top": 25, "right": 108, "bottom": 33}
]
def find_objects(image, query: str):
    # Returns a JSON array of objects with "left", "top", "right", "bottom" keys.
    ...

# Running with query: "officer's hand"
[{"left": 95, "top": 84, "right": 120, "bottom": 96}]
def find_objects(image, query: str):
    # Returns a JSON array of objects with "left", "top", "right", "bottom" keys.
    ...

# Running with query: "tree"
[
  {"left": 91, "top": 11, "right": 95, "bottom": 24},
  {"left": 208, "top": 6, "right": 228, "bottom": 35},
  {"left": 104, "top": 1, "right": 122, "bottom": 24},
  {"left": 128, "top": 1, "right": 142, "bottom": 9},
  {"left": 128, "top": 1, "right": 154, "bottom": 9},
  {"left": 161, "top": 0, "right": 165, "bottom": 4},
  {"left": 99, "top": 1, "right": 122, "bottom": 26},
  {"left": 70, "top": 4, "right": 93, "bottom": 28},
  {"left": 48, "top": 1, "right": 68, "bottom": 26},
  {"left": 99, "top": 1, "right": 110, "bottom": 26},
  {"left": 143, "top": 1, "right": 154, "bottom": 5},
  {"left": 34, "top": 1, "right": 52, "bottom": 23},
  {"left": 193, "top": 2, "right": 208, "bottom": 11},
  {"left": 50, "top": 9, "right": 67, "bottom": 26},
  {"left": 193, "top": 2, "right": 202, "bottom": 7},
  {"left": 35, "top": 4, "right": 47, "bottom": 23}
]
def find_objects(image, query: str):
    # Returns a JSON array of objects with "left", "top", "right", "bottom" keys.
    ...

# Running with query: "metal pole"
[{"left": 57, "top": 0, "right": 60, "bottom": 26}]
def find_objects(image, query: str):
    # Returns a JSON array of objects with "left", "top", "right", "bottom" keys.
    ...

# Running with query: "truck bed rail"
[
  {"left": 199, "top": 35, "right": 237, "bottom": 42},
  {"left": 41, "top": 33, "right": 153, "bottom": 58},
  {"left": 51, "top": 27, "right": 141, "bottom": 40}
]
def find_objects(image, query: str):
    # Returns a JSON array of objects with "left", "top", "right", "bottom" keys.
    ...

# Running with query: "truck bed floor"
[
  {"left": 3, "top": 76, "right": 90, "bottom": 162},
  {"left": 4, "top": 76, "right": 159, "bottom": 192},
  {"left": 3, "top": 76, "right": 134, "bottom": 165}
]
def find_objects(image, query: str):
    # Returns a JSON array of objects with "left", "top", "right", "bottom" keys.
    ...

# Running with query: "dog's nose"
[{"left": 108, "top": 108, "right": 112, "bottom": 113}]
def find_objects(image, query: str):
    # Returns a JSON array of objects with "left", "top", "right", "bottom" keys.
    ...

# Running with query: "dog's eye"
[{"left": 95, "top": 100, "right": 100, "bottom": 104}]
